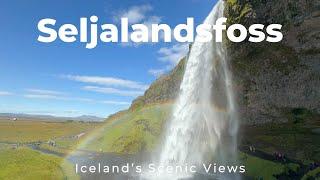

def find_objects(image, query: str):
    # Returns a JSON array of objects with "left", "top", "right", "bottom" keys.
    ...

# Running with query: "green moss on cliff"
[
  {"left": 130, "top": 58, "right": 186, "bottom": 110},
  {"left": 226, "top": 0, "right": 253, "bottom": 25}
]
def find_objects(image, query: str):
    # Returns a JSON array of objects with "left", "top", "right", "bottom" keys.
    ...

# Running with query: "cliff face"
[
  {"left": 225, "top": 0, "right": 320, "bottom": 124},
  {"left": 130, "top": 0, "right": 320, "bottom": 124}
]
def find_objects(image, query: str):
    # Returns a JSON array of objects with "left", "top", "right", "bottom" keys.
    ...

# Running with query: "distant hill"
[
  {"left": 76, "top": 115, "right": 104, "bottom": 122},
  {"left": 0, "top": 113, "right": 104, "bottom": 122}
]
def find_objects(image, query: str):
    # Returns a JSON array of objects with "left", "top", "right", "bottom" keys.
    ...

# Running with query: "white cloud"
[
  {"left": 0, "top": 91, "right": 13, "bottom": 96},
  {"left": 113, "top": 4, "right": 153, "bottom": 24},
  {"left": 123, "top": 15, "right": 162, "bottom": 46},
  {"left": 142, "top": 16, "right": 162, "bottom": 41},
  {"left": 148, "top": 68, "right": 167, "bottom": 77},
  {"left": 71, "top": 97, "right": 94, "bottom": 102},
  {"left": 26, "top": 89, "right": 65, "bottom": 95},
  {"left": 24, "top": 88, "right": 67, "bottom": 100},
  {"left": 101, "top": 100, "right": 130, "bottom": 105},
  {"left": 158, "top": 44, "right": 189, "bottom": 65},
  {"left": 24, "top": 94, "right": 65, "bottom": 100},
  {"left": 23, "top": 89, "right": 129, "bottom": 106},
  {"left": 24, "top": 88, "right": 91, "bottom": 101},
  {"left": 83, "top": 86, "right": 143, "bottom": 97},
  {"left": 148, "top": 44, "right": 189, "bottom": 77},
  {"left": 121, "top": 15, "right": 162, "bottom": 47},
  {"left": 143, "top": 16, "right": 162, "bottom": 26},
  {"left": 113, "top": 4, "right": 162, "bottom": 47},
  {"left": 62, "top": 75, "right": 148, "bottom": 90}
]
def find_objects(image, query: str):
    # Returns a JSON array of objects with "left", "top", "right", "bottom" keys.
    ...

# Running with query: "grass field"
[
  {"left": 0, "top": 120, "right": 101, "bottom": 143},
  {"left": 0, "top": 119, "right": 101, "bottom": 180},
  {"left": 0, "top": 146, "right": 78, "bottom": 180},
  {"left": 239, "top": 152, "right": 299, "bottom": 180}
]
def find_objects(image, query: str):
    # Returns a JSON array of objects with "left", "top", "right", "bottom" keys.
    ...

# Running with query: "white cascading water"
[{"left": 149, "top": 1, "right": 239, "bottom": 179}]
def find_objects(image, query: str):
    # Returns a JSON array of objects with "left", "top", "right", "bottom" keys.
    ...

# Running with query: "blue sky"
[{"left": 0, "top": 0, "right": 217, "bottom": 117}]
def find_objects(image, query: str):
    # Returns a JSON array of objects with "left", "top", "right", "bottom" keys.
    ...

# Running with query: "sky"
[{"left": 0, "top": 0, "right": 217, "bottom": 117}]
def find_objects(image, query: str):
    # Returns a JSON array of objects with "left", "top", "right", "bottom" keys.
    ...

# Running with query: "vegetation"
[
  {"left": 77, "top": 102, "right": 319, "bottom": 179},
  {"left": 0, "top": 120, "right": 101, "bottom": 179},
  {"left": 0, "top": 103, "right": 317, "bottom": 179},
  {"left": 81, "top": 103, "right": 172, "bottom": 154},
  {"left": 38, "top": 139, "right": 76, "bottom": 155},
  {"left": 130, "top": 58, "right": 185, "bottom": 110},
  {"left": 0, "top": 120, "right": 101, "bottom": 143},
  {"left": 302, "top": 167, "right": 320, "bottom": 180},
  {"left": 0, "top": 146, "right": 78, "bottom": 180},
  {"left": 225, "top": 0, "right": 253, "bottom": 25},
  {"left": 239, "top": 152, "right": 299, "bottom": 180},
  {"left": 242, "top": 108, "right": 320, "bottom": 163}
]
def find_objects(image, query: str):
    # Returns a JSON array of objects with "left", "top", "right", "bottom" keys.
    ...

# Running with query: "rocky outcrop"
[
  {"left": 225, "top": 0, "right": 320, "bottom": 124},
  {"left": 130, "top": 58, "right": 186, "bottom": 110}
]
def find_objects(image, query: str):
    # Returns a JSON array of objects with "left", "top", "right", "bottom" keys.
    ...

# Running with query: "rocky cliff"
[
  {"left": 130, "top": 58, "right": 186, "bottom": 110},
  {"left": 225, "top": 0, "right": 320, "bottom": 124},
  {"left": 129, "top": 0, "right": 320, "bottom": 124}
]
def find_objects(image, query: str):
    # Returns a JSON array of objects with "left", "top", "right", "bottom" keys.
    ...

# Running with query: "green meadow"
[
  {"left": 0, "top": 147, "right": 78, "bottom": 180},
  {"left": 0, "top": 119, "right": 101, "bottom": 180},
  {"left": 0, "top": 120, "right": 100, "bottom": 143}
]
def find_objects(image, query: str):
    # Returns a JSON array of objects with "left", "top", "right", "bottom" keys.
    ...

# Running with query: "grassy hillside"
[{"left": 81, "top": 103, "right": 172, "bottom": 154}]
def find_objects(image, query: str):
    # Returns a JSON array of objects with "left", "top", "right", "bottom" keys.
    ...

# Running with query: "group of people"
[
  {"left": 248, "top": 145, "right": 287, "bottom": 162},
  {"left": 273, "top": 152, "right": 286, "bottom": 162},
  {"left": 248, "top": 145, "right": 320, "bottom": 173},
  {"left": 249, "top": 145, "right": 256, "bottom": 153}
]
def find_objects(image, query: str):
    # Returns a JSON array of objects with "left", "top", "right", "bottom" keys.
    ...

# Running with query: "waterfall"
[{"left": 148, "top": 1, "right": 239, "bottom": 179}]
